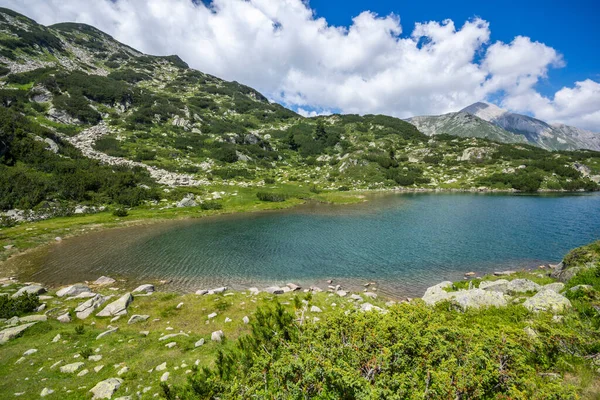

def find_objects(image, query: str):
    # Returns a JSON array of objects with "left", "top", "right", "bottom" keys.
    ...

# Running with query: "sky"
[{"left": 2, "top": 0, "right": 599, "bottom": 131}]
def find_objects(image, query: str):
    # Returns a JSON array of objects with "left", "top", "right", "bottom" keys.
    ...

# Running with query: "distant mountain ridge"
[{"left": 409, "top": 102, "right": 600, "bottom": 151}]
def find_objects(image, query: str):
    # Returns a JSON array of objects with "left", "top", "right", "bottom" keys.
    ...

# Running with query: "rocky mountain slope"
[
  {"left": 460, "top": 102, "right": 600, "bottom": 151},
  {"left": 0, "top": 7, "right": 600, "bottom": 222}
]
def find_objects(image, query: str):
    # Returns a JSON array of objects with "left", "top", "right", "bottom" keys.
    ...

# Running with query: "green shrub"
[
  {"left": 338, "top": 186, "right": 350, "bottom": 191},
  {"left": 0, "top": 292, "right": 40, "bottom": 318},
  {"left": 256, "top": 192, "right": 287, "bottom": 202},
  {"left": 74, "top": 324, "right": 85, "bottom": 335},
  {"left": 264, "top": 177, "right": 276, "bottom": 184},
  {"left": 112, "top": 208, "right": 129, "bottom": 217},
  {"left": 79, "top": 347, "right": 93, "bottom": 359},
  {"left": 200, "top": 201, "right": 223, "bottom": 210}
]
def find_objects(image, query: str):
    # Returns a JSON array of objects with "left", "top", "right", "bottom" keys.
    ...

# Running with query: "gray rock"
[
  {"left": 96, "top": 327, "right": 118, "bottom": 340},
  {"left": 364, "top": 292, "right": 377, "bottom": 299},
  {"left": 23, "top": 348, "right": 37, "bottom": 356},
  {"left": 211, "top": 330, "right": 224, "bottom": 342},
  {"left": 89, "top": 355, "right": 102, "bottom": 362},
  {"left": 286, "top": 283, "right": 301, "bottom": 291},
  {"left": 97, "top": 293, "right": 133, "bottom": 317},
  {"left": 158, "top": 333, "right": 188, "bottom": 341},
  {"left": 422, "top": 281, "right": 453, "bottom": 305},
  {"left": 160, "top": 372, "right": 169, "bottom": 382},
  {"left": 75, "top": 294, "right": 108, "bottom": 319},
  {"left": 165, "top": 342, "right": 177, "bottom": 349},
  {"left": 195, "top": 289, "right": 208, "bottom": 295},
  {"left": 127, "top": 315, "right": 150, "bottom": 324},
  {"left": 60, "top": 362, "right": 84, "bottom": 373},
  {"left": 349, "top": 294, "right": 363, "bottom": 301},
  {"left": 360, "top": 303, "right": 383, "bottom": 312},
  {"left": 19, "top": 315, "right": 47, "bottom": 322},
  {"left": 177, "top": 194, "right": 197, "bottom": 208},
  {"left": 56, "top": 284, "right": 91, "bottom": 298},
  {"left": 57, "top": 313, "right": 71, "bottom": 323},
  {"left": 523, "top": 290, "right": 571, "bottom": 313},
  {"left": 507, "top": 279, "right": 541, "bottom": 293},
  {"left": 479, "top": 279, "right": 509, "bottom": 290},
  {"left": 68, "top": 292, "right": 97, "bottom": 300},
  {"left": 195, "top": 338, "right": 205, "bottom": 347},
  {"left": 132, "top": 284, "right": 154, "bottom": 294},
  {"left": 90, "top": 378, "right": 123, "bottom": 399},
  {"left": 569, "top": 284, "right": 593, "bottom": 292},
  {"left": 93, "top": 276, "right": 116, "bottom": 286},
  {"left": 310, "top": 306, "right": 322, "bottom": 313},
  {"left": 493, "top": 270, "right": 516, "bottom": 276},
  {"left": 242, "top": 316, "right": 250, "bottom": 324},
  {"left": 208, "top": 286, "right": 227, "bottom": 294},
  {"left": 336, "top": 290, "right": 348, "bottom": 297},
  {"left": 155, "top": 362, "right": 167, "bottom": 371},
  {"left": 543, "top": 282, "right": 565, "bottom": 293},
  {"left": 265, "top": 286, "right": 284, "bottom": 295},
  {"left": 40, "top": 388, "right": 54, "bottom": 397},
  {"left": 11, "top": 285, "right": 46, "bottom": 298},
  {"left": 450, "top": 289, "right": 508, "bottom": 310}
]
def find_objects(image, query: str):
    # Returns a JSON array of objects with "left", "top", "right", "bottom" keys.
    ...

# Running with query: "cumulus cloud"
[{"left": 1, "top": 0, "right": 598, "bottom": 130}]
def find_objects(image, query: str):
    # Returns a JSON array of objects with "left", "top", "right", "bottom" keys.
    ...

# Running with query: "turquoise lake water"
[{"left": 28, "top": 192, "right": 600, "bottom": 297}]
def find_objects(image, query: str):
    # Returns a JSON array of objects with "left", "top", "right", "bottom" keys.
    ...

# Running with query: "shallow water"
[{"left": 11, "top": 192, "right": 600, "bottom": 298}]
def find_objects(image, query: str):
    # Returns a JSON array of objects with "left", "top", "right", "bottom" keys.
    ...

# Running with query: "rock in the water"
[
  {"left": 127, "top": 315, "right": 150, "bottom": 324},
  {"left": 211, "top": 330, "right": 224, "bottom": 342},
  {"left": 132, "top": 284, "right": 154, "bottom": 294},
  {"left": 11, "top": 285, "right": 46, "bottom": 298},
  {"left": 543, "top": 282, "right": 565, "bottom": 293},
  {"left": 93, "top": 276, "right": 116, "bottom": 286},
  {"left": 60, "top": 362, "right": 84, "bottom": 373},
  {"left": 90, "top": 378, "right": 123, "bottom": 399},
  {"left": 75, "top": 294, "right": 108, "bottom": 319},
  {"left": 310, "top": 306, "right": 322, "bottom": 313},
  {"left": 96, "top": 327, "right": 118, "bottom": 340},
  {"left": 97, "top": 293, "right": 133, "bottom": 317},
  {"left": 0, "top": 322, "right": 37, "bottom": 344},
  {"left": 523, "top": 290, "right": 571, "bottom": 313},
  {"left": 57, "top": 313, "right": 71, "bottom": 323},
  {"left": 56, "top": 284, "right": 91, "bottom": 298}
]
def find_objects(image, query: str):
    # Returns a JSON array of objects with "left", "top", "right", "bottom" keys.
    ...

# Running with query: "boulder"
[
  {"left": 75, "top": 294, "right": 108, "bottom": 319},
  {"left": 40, "top": 388, "right": 54, "bottom": 397},
  {"left": 93, "top": 276, "right": 116, "bottom": 286},
  {"left": 286, "top": 283, "right": 301, "bottom": 291},
  {"left": 56, "top": 284, "right": 91, "bottom": 298},
  {"left": 479, "top": 279, "right": 509, "bottom": 291},
  {"left": 360, "top": 303, "right": 383, "bottom": 312},
  {"left": 96, "top": 327, "right": 118, "bottom": 340},
  {"left": 265, "top": 286, "right": 284, "bottom": 295},
  {"left": 450, "top": 289, "right": 508, "bottom": 310},
  {"left": 19, "top": 315, "right": 47, "bottom": 322},
  {"left": 57, "top": 313, "right": 71, "bottom": 323},
  {"left": 523, "top": 290, "right": 571, "bottom": 313},
  {"left": 160, "top": 372, "right": 170, "bottom": 382},
  {"left": 569, "top": 284, "right": 593, "bottom": 292},
  {"left": 11, "top": 285, "right": 46, "bottom": 298},
  {"left": 90, "top": 378, "right": 123, "bottom": 399},
  {"left": 336, "top": 290, "right": 347, "bottom": 297},
  {"left": 60, "top": 362, "right": 84, "bottom": 373},
  {"left": 507, "top": 279, "right": 541, "bottom": 293},
  {"left": 195, "top": 289, "right": 208, "bottom": 295},
  {"left": 132, "top": 284, "right": 155, "bottom": 294},
  {"left": 211, "top": 330, "right": 224, "bottom": 342},
  {"left": 422, "top": 281, "right": 453, "bottom": 305},
  {"left": 156, "top": 362, "right": 167, "bottom": 371},
  {"left": 195, "top": 338, "right": 205, "bottom": 347},
  {"left": 127, "top": 315, "right": 150, "bottom": 324},
  {"left": 97, "top": 293, "right": 133, "bottom": 317},
  {"left": 543, "top": 282, "right": 565, "bottom": 293},
  {"left": 208, "top": 287, "right": 227, "bottom": 295}
]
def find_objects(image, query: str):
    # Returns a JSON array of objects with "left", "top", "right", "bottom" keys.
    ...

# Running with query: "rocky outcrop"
[
  {"left": 75, "top": 294, "right": 109, "bottom": 319},
  {"left": 56, "top": 284, "right": 91, "bottom": 298},
  {"left": 11, "top": 285, "right": 46, "bottom": 298},
  {"left": 0, "top": 322, "right": 38, "bottom": 344},
  {"left": 523, "top": 290, "right": 571, "bottom": 313},
  {"left": 97, "top": 293, "right": 133, "bottom": 317}
]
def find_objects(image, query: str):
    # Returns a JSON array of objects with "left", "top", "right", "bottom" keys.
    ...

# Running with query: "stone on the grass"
[
  {"left": 209, "top": 287, "right": 227, "bottom": 294},
  {"left": 97, "top": 293, "right": 133, "bottom": 317},
  {"left": 117, "top": 366, "right": 129, "bottom": 375},
  {"left": 139, "top": 331, "right": 149, "bottom": 336},
  {"left": 57, "top": 313, "right": 71, "bottom": 323},
  {"left": 310, "top": 306, "right": 322, "bottom": 313},
  {"left": 543, "top": 282, "right": 565, "bottom": 293},
  {"left": 422, "top": 281, "right": 453, "bottom": 304},
  {"left": 78, "top": 369, "right": 89, "bottom": 377},
  {"left": 127, "top": 315, "right": 149, "bottom": 324},
  {"left": 364, "top": 292, "right": 377, "bottom": 299},
  {"left": 23, "top": 348, "right": 37, "bottom": 356},
  {"left": 336, "top": 290, "right": 347, "bottom": 297},
  {"left": 11, "top": 285, "right": 46, "bottom": 298},
  {"left": 350, "top": 294, "right": 363, "bottom": 301},
  {"left": 195, "top": 289, "right": 208, "bottom": 295},
  {"left": 165, "top": 342, "right": 177, "bottom": 348},
  {"left": 94, "top": 365, "right": 104, "bottom": 373},
  {"left": 493, "top": 270, "right": 516, "bottom": 276},
  {"left": 156, "top": 362, "right": 167, "bottom": 371},
  {"left": 160, "top": 372, "right": 169, "bottom": 382},
  {"left": 507, "top": 279, "right": 541, "bottom": 294},
  {"left": 93, "top": 276, "right": 116, "bottom": 286},
  {"left": 56, "top": 284, "right": 91, "bottom": 298},
  {"left": 60, "top": 362, "right": 84, "bottom": 373},
  {"left": 132, "top": 284, "right": 154, "bottom": 294},
  {"left": 211, "top": 330, "right": 224, "bottom": 342},
  {"left": 360, "top": 303, "right": 383, "bottom": 312},
  {"left": 19, "top": 315, "right": 47, "bottom": 323},
  {"left": 89, "top": 355, "right": 102, "bottom": 362},
  {"left": 242, "top": 316, "right": 250, "bottom": 324},
  {"left": 450, "top": 289, "right": 507, "bottom": 310},
  {"left": 176, "top": 302, "right": 184, "bottom": 309},
  {"left": 158, "top": 333, "right": 188, "bottom": 341},
  {"left": 570, "top": 284, "right": 593, "bottom": 292},
  {"left": 0, "top": 322, "right": 37, "bottom": 344},
  {"left": 224, "top": 317, "right": 231, "bottom": 323},
  {"left": 195, "top": 338, "right": 205, "bottom": 347},
  {"left": 248, "top": 287, "right": 260, "bottom": 295},
  {"left": 40, "top": 388, "right": 54, "bottom": 397},
  {"left": 96, "top": 327, "right": 118, "bottom": 340},
  {"left": 90, "top": 378, "right": 123, "bottom": 399},
  {"left": 52, "top": 334, "right": 61, "bottom": 343},
  {"left": 265, "top": 286, "right": 284, "bottom": 295},
  {"left": 75, "top": 294, "right": 109, "bottom": 319},
  {"left": 523, "top": 290, "right": 571, "bottom": 313},
  {"left": 479, "top": 279, "right": 509, "bottom": 291},
  {"left": 207, "top": 312, "right": 217, "bottom": 319}
]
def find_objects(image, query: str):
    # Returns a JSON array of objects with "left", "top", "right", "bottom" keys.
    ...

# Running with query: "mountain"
[
  {"left": 460, "top": 102, "right": 600, "bottom": 151},
  {"left": 406, "top": 112, "right": 528, "bottom": 144},
  {"left": 0, "top": 7, "right": 599, "bottom": 220}
]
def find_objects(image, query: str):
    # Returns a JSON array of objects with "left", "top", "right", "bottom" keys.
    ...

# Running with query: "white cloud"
[{"left": 1, "top": 0, "right": 598, "bottom": 131}]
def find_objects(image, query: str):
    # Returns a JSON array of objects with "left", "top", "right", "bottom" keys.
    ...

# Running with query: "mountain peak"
[{"left": 460, "top": 102, "right": 506, "bottom": 122}]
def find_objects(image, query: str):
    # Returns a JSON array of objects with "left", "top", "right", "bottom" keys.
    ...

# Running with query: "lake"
[{"left": 10, "top": 192, "right": 600, "bottom": 298}]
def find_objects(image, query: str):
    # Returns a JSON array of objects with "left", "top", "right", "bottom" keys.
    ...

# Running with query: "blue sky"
[
  {"left": 3, "top": 0, "right": 599, "bottom": 130},
  {"left": 311, "top": 0, "right": 599, "bottom": 98}
]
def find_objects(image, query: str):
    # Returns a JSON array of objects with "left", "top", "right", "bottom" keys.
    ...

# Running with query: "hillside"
[{"left": 0, "top": 7, "right": 600, "bottom": 225}]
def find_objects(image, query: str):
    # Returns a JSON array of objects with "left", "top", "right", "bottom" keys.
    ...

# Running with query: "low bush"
[
  {"left": 256, "top": 192, "right": 287, "bottom": 202},
  {"left": 200, "top": 201, "right": 223, "bottom": 210},
  {"left": 0, "top": 293, "right": 40, "bottom": 318}
]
